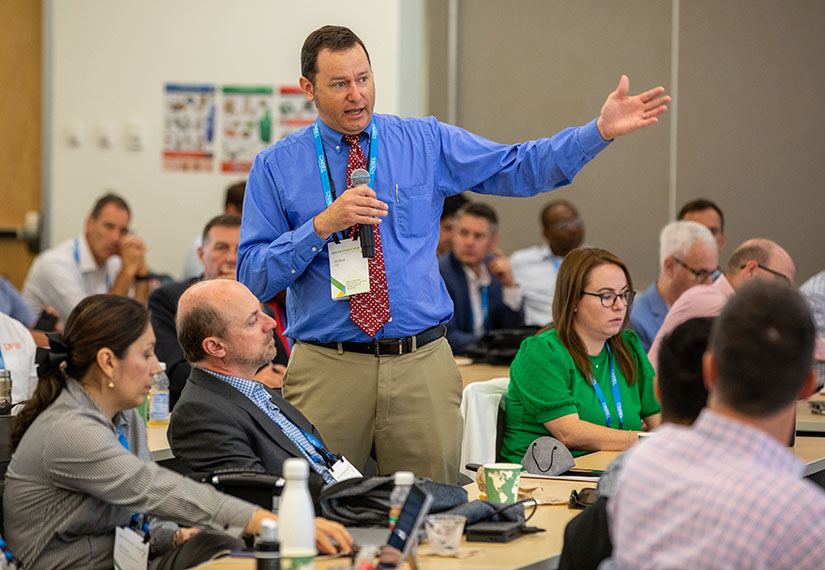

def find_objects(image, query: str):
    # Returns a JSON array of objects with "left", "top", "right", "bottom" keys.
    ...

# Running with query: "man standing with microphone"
[{"left": 238, "top": 25, "right": 669, "bottom": 483}]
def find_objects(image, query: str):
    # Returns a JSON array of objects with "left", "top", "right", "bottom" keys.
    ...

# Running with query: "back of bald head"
[
  {"left": 726, "top": 238, "right": 779, "bottom": 274},
  {"left": 176, "top": 280, "right": 237, "bottom": 363}
]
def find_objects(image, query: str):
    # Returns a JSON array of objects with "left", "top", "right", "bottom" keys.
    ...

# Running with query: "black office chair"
[{"left": 0, "top": 415, "right": 13, "bottom": 537}]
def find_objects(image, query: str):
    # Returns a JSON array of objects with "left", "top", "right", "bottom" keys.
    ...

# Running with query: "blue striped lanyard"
[
  {"left": 301, "top": 429, "right": 338, "bottom": 467},
  {"left": 312, "top": 118, "right": 378, "bottom": 208},
  {"left": 589, "top": 343, "right": 624, "bottom": 430},
  {"left": 74, "top": 238, "right": 112, "bottom": 291}
]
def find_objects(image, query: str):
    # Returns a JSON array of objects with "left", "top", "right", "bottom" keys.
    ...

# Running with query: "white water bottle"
[
  {"left": 279, "top": 458, "right": 316, "bottom": 569},
  {"left": 148, "top": 362, "right": 170, "bottom": 425}
]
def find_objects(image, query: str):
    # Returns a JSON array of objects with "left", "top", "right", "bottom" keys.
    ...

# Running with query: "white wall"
[{"left": 46, "top": 0, "right": 422, "bottom": 279}]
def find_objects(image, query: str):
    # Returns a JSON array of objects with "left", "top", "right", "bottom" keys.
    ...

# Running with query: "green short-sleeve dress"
[{"left": 501, "top": 328, "right": 660, "bottom": 460}]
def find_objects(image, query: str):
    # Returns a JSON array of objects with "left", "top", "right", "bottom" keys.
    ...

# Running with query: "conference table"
[
  {"left": 797, "top": 395, "right": 825, "bottom": 434},
  {"left": 194, "top": 471, "right": 597, "bottom": 570}
]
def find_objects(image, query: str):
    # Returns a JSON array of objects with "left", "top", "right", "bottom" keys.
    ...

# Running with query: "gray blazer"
[{"left": 168, "top": 367, "right": 328, "bottom": 492}]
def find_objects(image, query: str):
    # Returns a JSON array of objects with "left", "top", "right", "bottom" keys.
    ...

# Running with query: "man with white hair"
[{"left": 630, "top": 221, "right": 718, "bottom": 351}]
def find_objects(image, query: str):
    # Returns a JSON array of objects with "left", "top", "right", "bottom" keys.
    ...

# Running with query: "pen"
[{"left": 395, "top": 184, "right": 399, "bottom": 203}]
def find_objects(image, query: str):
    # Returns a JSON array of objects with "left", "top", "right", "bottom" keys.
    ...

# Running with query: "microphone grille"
[{"left": 350, "top": 168, "right": 370, "bottom": 187}]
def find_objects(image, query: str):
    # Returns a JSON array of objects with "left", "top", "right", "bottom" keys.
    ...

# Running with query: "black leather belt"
[{"left": 303, "top": 324, "right": 446, "bottom": 356}]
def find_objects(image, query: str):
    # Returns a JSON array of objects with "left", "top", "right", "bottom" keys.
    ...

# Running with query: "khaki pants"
[{"left": 282, "top": 337, "right": 463, "bottom": 484}]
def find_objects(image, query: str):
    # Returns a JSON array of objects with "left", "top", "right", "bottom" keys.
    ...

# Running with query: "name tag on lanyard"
[
  {"left": 113, "top": 526, "right": 149, "bottom": 570},
  {"left": 329, "top": 240, "right": 370, "bottom": 299},
  {"left": 312, "top": 118, "right": 379, "bottom": 301}
]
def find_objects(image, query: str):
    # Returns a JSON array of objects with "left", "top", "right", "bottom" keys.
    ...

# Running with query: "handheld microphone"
[{"left": 350, "top": 168, "right": 375, "bottom": 258}]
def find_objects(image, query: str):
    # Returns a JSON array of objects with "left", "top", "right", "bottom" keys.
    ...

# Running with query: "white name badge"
[
  {"left": 330, "top": 456, "right": 363, "bottom": 482},
  {"left": 328, "top": 240, "right": 370, "bottom": 300},
  {"left": 114, "top": 526, "right": 149, "bottom": 570}
]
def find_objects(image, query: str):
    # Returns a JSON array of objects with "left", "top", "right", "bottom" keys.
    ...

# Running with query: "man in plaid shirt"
[{"left": 608, "top": 280, "right": 825, "bottom": 570}]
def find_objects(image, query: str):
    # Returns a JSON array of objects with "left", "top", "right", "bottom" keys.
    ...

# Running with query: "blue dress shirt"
[
  {"left": 0, "top": 276, "right": 36, "bottom": 326},
  {"left": 238, "top": 113, "right": 610, "bottom": 343},
  {"left": 629, "top": 281, "right": 669, "bottom": 352}
]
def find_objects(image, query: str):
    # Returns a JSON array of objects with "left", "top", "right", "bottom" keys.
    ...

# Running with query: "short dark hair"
[
  {"left": 710, "top": 280, "right": 815, "bottom": 416},
  {"left": 657, "top": 317, "right": 714, "bottom": 424},
  {"left": 225, "top": 181, "right": 246, "bottom": 213},
  {"left": 677, "top": 198, "right": 725, "bottom": 232},
  {"left": 540, "top": 199, "right": 577, "bottom": 229},
  {"left": 177, "top": 302, "right": 227, "bottom": 364},
  {"left": 90, "top": 193, "right": 130, "bottom": 219},
  {"left": 301, "top": 25, "right": 371, "bottom": 85},
  {"left": 441, "top": 193, "right": 469, "bottom": 221},
  {"left": 201, "top": 214, "right": 242, "bottom": 244},
  {"left": 455, "top": 202, "right": 499, "bottom": 234}
]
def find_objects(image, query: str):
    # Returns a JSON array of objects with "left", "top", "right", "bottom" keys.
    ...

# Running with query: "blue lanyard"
[
  {"left": 74, "top": 238, "right": 112, "bottom": 291},
  {"left": 473, "top": 285, "right": 489, "bottom": 334},
  {"left": 589, "top": 343, "right": 624, "bottom": 430},
  {"left": 0, "top": 346, "right": 5, "bottom": 369},
  {"left": 116, "top": 426, "right": 150, "bottom": 542},
  {"left": 300, "top": 428, "right": 338, "bottom": 466},
  {"left": 312, "top": 118, "right": 378, "bottom": 209}
]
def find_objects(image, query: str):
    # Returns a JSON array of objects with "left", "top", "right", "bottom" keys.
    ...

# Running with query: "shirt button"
[
  {"left": 291, "top": 269, "right": 296, "bottom": 274},
  {"left": 312, "top": 247, "right": 317, "bottom": 252},
  {"left": 335, "top": 145, "right": 340, "bottom": 150},
  {"left": 388, "top": 317, "right": 393, "bottom": 322}
]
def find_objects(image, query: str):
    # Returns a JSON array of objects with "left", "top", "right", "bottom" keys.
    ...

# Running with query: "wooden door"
[{"left": 0, "top": 0, "right": 42, "bottom": 289}]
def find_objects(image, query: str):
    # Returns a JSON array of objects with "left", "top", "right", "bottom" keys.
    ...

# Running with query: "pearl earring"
[{"left": 108, "top": 377, "right": 115, "bottom": 389}]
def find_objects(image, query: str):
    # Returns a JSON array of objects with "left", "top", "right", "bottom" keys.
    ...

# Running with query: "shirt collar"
[
  {"left": 462, "top": 262, "right": 492, "bottom": 288},
  {"left": 64, "top": 376, "right": 127, "bottom": 428},
  {"left": 694, "top": 408, "right": 804, "bottom": 477},
  {"left": 316, "top": 116, "right": 373, "bottom": 153},
  {"left": 713, "top": 273, "right": 736, "bottom": 297},
  {"left": 75, "top": 233, "right": 102, "bottom": 272}
]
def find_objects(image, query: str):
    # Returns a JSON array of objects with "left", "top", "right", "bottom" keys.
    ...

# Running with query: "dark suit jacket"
[
  {"left": 438, "top": 252, "right": 524, "bottom": 354},
  {"left": 148, "top": 277, "right": 288, "bottom": 409},
  {"left": 169, "top": 367, "right": 327, "bottom": 494}
]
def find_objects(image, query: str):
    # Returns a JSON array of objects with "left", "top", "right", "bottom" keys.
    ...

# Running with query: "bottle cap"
[
  {"left": 394, "top": 471, "right": 414, "bottom": 485},
  {"left": 259, "top": 518, "right": 278, "bottom": 542},
  {"left": 283, "top": 458, "right": 309, "bottom": 480}
]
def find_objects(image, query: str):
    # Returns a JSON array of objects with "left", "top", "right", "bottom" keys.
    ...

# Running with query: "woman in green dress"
[{"left": 501, "top": 247, "right": 661, "bottom": 460}]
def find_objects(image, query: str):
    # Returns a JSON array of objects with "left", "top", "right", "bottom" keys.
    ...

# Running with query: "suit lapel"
[{"left": 189, "top": 369, "right": 310, "bottom": 459}]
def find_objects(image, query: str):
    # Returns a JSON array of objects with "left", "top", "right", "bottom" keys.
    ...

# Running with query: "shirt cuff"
[
  {"left": 578, "top": 118, "right": 612, "bottom": 156},
  {"left": 294, "top": 218, "right": 330, "bottom": 264},
  {"left": 502, "top": 286, "right": 523, "bottom": 312},
  {"left": 209, "top": 495, "right": 259, "bottom": 538}
]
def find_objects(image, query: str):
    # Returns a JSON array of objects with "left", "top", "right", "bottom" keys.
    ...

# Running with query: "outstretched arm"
[{"left": 596, "top": 75, "right": 671, "bottom": 141}]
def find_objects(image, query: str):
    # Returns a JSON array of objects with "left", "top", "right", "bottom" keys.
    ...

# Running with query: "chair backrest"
[
  {"left": 0, "top": 415, "right": 12, "bottom": 481},
  {"left": 459, "top": 377, "right": 509, "bottom": 479}
]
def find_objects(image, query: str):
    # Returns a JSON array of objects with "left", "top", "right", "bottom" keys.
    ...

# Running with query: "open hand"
[{"left": 596, "top": 75, "right": 670, "bottom": 140}]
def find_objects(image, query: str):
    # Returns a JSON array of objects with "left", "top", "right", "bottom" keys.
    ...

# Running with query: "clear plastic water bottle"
[
  {"left": 147, "top": 362, "right": 170, "bottom": 425},
  {"left": 279, "top": 458, "right": 316, "bottom": 569},
  {"left": 388, "top": 471, "right": 414, "bottom": 530}
]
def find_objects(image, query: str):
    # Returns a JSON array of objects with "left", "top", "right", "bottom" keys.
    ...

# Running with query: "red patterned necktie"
[{"left": 343, "top": 134, "right": 390, "bottom": 337}]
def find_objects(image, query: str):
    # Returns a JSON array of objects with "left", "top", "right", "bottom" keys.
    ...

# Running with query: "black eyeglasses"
[
  {"left": 581, "top": 290, "right": 636, "bottom": 308},
  {"left": 673, "top": 258, "right": 715, "bottom": 284},
  {"left": 742, "top": 263, "right": 792, "bottom": 287}
]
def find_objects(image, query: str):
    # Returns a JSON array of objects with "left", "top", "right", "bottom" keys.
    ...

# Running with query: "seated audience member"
[
  {"left": 647, "top": 238, "right": 795, "bottom": 374},
  {"left": 501, "top": 248, "right": 661, "bottom": 461},
  {"left": 149, "top": 214, "right": 288, "bottom": 409},
  {"left": 630, "top": 221, "right": 717, "bottom": 351},
  {"left": 608, "top": 281, "right": 825, "bottom": 570},
  {"left": 182, "top": 180, "right": 246, "bottom": 279},
  {"left": 0, "top": 275, "right": 36, "bottom": 327},
  {"left": 439, "top": 203, "right": 523, "bottom": 354},
  {"left": 170, "top": 280, "right": 347, "bottom": 495},
  {"left": 22, "top": 193, "right": 150, "bottom": 322},
  {"left": 559, "top": 317, "right": 714, "bottom": 570},
  {"left": 801, "top": 269, "right": 825, "bottom": 386},
  {"left": 677, "top": 197, "right": 726, "bottom": 251},
  {"left": 3, "top": 294, "right": 352, "bottom": 569},
  {"left": 0, "top": 312, "right": 38, "bottom": 409},
  {"left": 436, "top": 193, "right": 469, "bottom": 256},
  {"left": 511, "top": 199, "right": 585, "bottom": 326}
]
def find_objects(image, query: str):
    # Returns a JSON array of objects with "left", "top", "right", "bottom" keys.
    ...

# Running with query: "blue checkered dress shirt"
[{"left": 200, "top": 368, "right": 336, "bottom": 484}]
